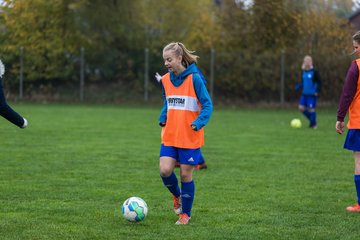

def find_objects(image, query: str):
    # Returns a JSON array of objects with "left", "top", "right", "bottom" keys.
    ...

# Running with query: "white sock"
[{"left": 21, "top": 118, "right": 28, "bottom": 128}]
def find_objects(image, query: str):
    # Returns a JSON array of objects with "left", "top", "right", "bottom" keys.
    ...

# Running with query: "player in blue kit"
[
  {"left": 295, "top": 55, "right": 321, "bottom": 129},
  {"left": 0, "top": 60, "right": 28, "bottom": 128}
]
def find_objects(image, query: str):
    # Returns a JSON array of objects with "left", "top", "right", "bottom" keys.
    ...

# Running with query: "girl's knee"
[
  {"left": 354, "top": 153, "right": 360, "bottom": 174},
  {"left": 180, "top": 171, "right": 193, "bottom": 182},
  {"left": 159, "top": 166, "right": 173, "bottom": 177},
  {"left": 355, "top": 162, "right": 360, "bottom": 175},
  {"left": 159, "top": 158, "right": 175, "bottom": 177}
]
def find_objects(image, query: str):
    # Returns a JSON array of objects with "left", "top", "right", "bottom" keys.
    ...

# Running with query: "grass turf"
[{"left": 0, "top": 104, "right": 358, "bottom": 239}]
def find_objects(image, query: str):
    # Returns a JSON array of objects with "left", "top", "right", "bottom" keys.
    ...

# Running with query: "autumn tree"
[
  {"left": 0, "top": 0, "right": 356, "bottom": 102},
  {"left": 0, "top": 0, "right": 88, "bottom": 82}
]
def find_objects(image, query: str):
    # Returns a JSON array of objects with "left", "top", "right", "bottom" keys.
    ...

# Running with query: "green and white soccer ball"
[
  {"left": 290, "top": 118, "right": 302, "bottom": 128},
  {"left": 122, "top": 197, "right": 148, "bottom": 222}
]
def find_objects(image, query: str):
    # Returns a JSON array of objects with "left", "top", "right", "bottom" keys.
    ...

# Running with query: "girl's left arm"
[{"left": 192, "top": 74, "right": 213, "bottom": 130}]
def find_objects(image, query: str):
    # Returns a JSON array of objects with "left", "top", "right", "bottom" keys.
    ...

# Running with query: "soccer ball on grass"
[
  {"left": 290, "top": 118, "right": 302, "bottom": 128},
  {"left": 122, "top": 197, "right": 148, "bottom": 222}
]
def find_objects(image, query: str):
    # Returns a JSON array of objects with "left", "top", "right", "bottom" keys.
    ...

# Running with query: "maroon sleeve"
[{"left": 337, "top": 61, "right": 359, "bottom": 121}]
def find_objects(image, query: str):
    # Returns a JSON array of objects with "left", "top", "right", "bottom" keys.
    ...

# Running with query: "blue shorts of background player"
[
  {"left": 299, "top": 95, "right": 317, "bottom": 109},
  {"left": 299, "top": 95, "right": 317, "bottom": 128}
]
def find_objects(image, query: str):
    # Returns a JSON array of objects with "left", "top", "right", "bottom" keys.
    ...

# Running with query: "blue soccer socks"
[
  {"left": 161, "top": 172, "right": 181, "bottom": 197},
  {"left": 309, "top": 111, "right": 317, "bottom": 127},
  {"left": 354, "top": 175, "right": 360, "bottom": 205},
  {"left": 162, "top": 174, "right": 196, "bottom": 217},
  {"left": 302, "top": 109, "right": 311, "bottom": 120},
  {"left": 181, "top": 180, "right": 195, "bottom": 217},
  {"left": 302, "top": 110, "right": 317, "bottom": 127}
]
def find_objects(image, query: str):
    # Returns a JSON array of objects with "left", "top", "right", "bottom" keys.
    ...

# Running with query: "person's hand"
[
  {"left": 191, "top": 124, "right": 197, "bottom": 130},
  {"left": 155, "top": 72, "right": 162, "bottom": 83},
  {"left": 335, "top": 121, "right": 345, "bottom": 134}
]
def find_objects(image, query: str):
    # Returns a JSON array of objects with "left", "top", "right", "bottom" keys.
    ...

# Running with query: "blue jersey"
[{"left": 302, "top": 69, "right": 317, "bottom": 95}]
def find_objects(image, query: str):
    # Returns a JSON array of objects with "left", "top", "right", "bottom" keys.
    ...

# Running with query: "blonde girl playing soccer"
[
  {"left": 158, "top": 42, "right": 212, "bottom": 224},
  {"left": 295, "top": 55, "right": 321, "bottom": 129}
]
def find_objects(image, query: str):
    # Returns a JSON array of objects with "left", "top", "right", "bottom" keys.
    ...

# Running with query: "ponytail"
[{"left": 163, "top": 42, "right": 199, "bottom": 67}]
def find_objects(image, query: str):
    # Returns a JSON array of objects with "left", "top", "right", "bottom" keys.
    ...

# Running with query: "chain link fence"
[{"left": 1, "top": 47, "right": 351, "bottom": 105}]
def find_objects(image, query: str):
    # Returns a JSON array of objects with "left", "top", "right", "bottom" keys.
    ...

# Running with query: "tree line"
[{"left": 0, "top": 0, "right": 356, "bottom": 103}]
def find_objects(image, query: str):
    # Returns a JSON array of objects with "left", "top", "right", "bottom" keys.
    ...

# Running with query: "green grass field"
[{"left": 0, "top": 103, "right": 359, "bottom": 239}]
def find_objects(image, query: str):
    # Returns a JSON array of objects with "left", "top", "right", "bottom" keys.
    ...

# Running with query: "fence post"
[
  {"left": 210, "top": 48, "right": 215, "bottom": 101},
  {"left": 280, "top": 49, "right": 285, "bottom": 105},
  {"left": 144, "top": 48, "right": 149, "bottom": 102},
  {"left": 19, "top": 46, "right": 24, "bottom": 100},
  {"left": 80, "top": 47, "right": 85, "bottom": 102}
]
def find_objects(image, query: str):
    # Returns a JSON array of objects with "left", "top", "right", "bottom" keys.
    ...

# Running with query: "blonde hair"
[
  {"left": 301, "top": 55, "right": 313, "bottom": 70},
  {"left": 163, "top": 42, "right": 199, "bottom": 67}
]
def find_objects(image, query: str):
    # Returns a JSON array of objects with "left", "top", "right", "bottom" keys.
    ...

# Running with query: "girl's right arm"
[
  {"left": 191, "top": 74, "right": 213, "bottom": 130},
  {"left": 159, "top": 84, "right": 167, "bottom": 126}
]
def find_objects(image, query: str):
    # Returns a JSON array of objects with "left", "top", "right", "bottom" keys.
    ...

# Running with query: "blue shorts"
[
  {"left": 299, "top": 95, "right": 317, "bottom": 109},
  {"left": 344, "top": 129, "right": 360, "bottom": 151},
  {"left": 160, "top": 144, "right": 201, "bottom": 165}
]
